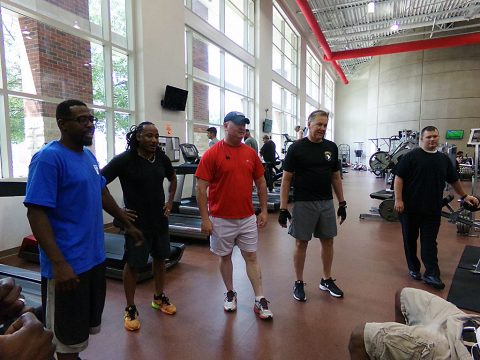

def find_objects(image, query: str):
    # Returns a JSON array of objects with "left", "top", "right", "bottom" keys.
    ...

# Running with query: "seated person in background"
[
  {"left": 0, "top": 277, "right": 55, "bottom": 360},
  {"left": 294, "top": 125, "right": 304, "bottom": 140},
  {"left": 260, "top": 135, "right": 277, "bottom": 191},
  {"left": 348, "top": 287, "right": 480, "bottom": 360}
]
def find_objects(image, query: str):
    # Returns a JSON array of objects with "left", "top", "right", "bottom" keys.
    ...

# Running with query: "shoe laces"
[
  {"left": 225, "top": 290, "right": 236, "bottom": 302},
  {"left": 295, "top": 280, "right": 306, "bottom": 288},
  {"left": 125, "top": 305, "right": 137, "bottom": 319},
  {"left": 154, "top": 293, "right": 171, "bottom": 305},
  {"left": 257, "top": 298, "right": 270, "bottom": 310}
]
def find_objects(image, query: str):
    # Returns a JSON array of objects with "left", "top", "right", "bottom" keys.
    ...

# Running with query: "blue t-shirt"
[{"left": 24, "top": 141, "right": 106, "bottom": 278}]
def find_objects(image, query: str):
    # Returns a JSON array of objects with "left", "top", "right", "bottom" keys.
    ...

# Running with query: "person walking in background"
[
  {"left": 279, "top": 110, "right": 347, "bottom": 302},
  {"left": 207, "top": 127, "right": 219, "bottom": 148},
  {"left": 260, "top": 135, "right": 277, "bottom": 192},
  {"left": 195, "top": 111, "right": 273, "bottom": 320},
  {"left": 295, "top": 125, "right": 304, "bottom": 140},
  {"left": 102, "top": 121, "right": 178, "bottom": 331},
  {"left": 244, "top": 129, "right": 259, "bottom": 153},
  {"left": 24, "top": 99, "right": 143, "bottom": 360},
  {"left": 394, "top": 125, "right": 478, "bottom": 289}
]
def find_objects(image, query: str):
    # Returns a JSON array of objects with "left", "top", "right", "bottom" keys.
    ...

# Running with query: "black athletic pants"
[{"left": 399, "top": 212, "right": 441, "bottom": 277}]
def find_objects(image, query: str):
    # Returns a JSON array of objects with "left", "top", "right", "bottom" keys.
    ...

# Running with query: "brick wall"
[{"left": 44, "top": 0, "right": 89, "bottom": 19}]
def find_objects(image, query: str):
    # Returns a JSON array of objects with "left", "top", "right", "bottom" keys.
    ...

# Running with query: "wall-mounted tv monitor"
[
  {"left": 445, "top": 129, "right": 464, "bottom": 140},
  {"left": 161, "top": 85, "right": 188, "bottom": 111},
  {"left": 263, "top": 119, "right": 272, "bottom": 133}
]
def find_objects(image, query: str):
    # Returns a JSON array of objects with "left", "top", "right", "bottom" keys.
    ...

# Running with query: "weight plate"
[{"left": 379, "top": 199, "right": 399, "bottom": 222}]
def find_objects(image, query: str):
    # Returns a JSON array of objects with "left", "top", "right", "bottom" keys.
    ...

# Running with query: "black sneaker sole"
[{"left": 319, "top": 284, "right": 343, "bottom": 298}]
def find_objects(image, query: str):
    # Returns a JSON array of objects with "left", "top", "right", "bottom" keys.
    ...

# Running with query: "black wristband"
[
  {"left": 339, "top": 201, "right": 347, "bottom": 207},
  {"left": 461, "top": 195, "right": 468, "bottom": 200}
]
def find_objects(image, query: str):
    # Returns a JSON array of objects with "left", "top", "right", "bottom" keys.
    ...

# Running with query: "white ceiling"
[{"left": 281, "top": 0, "right": 480, "bottom": 78}]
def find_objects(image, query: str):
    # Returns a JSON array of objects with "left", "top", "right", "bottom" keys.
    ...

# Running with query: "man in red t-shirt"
[{"left": 195, "top": 111, "right": 273, "bottom": 320}]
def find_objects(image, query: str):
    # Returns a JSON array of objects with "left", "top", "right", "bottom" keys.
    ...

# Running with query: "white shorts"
[{"left": 209, "top": 215, "right": 258, "bottom": 256}]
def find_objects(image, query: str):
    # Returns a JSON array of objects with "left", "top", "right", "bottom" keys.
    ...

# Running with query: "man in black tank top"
[
  {"left": 394, "top": 126, "right": 479, "bottom": 289},
  {"left": 278, "top": 110, "right": 347, "bottom": 301}
]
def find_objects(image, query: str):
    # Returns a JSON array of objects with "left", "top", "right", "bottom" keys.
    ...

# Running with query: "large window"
[
  {"left": 0, "top": 1, "right": 134, "bottom": 178},
  {"left": 272, "top": 82, "right": 296, "bottom": 156},
  {"left": 272, "top": 4, "right": 298, "bottom": 86},
  {"left": 306, "top": 48, "right": 321, "bottom": 106},
  {"left": 185, "top": 29, "right": 254, "bottom": 153},
  {"left": 324, "top": 72, "right": 335, "bottom": 140},
  {"left": 185, "top": 0, "right": 254, "bottom": 54}
]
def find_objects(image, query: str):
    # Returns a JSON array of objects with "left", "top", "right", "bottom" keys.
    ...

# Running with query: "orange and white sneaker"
[
  {"left": 124, "top": 305, "right": 140, "bottom": 331},
  {"left": 254, "top": 297, "right": 273, "bottom": 320},
  {"left": 151, "top": 293, "right": 176, "bottom": 315}
]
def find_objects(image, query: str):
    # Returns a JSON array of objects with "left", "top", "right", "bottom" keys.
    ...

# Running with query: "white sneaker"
[
  {"left": 254, "top": 297, "right": 273, "bottom": 320},
  {"left": 224, "top": 290, "right": 237, "bottom": 312}
]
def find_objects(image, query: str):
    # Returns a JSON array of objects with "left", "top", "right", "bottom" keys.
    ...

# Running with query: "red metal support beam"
[
  {"left": 327, "top": 32, "right": 480, "bottom": 61},
  {"left": 295, "top": 0, "right": 349, "bottom": 84}
]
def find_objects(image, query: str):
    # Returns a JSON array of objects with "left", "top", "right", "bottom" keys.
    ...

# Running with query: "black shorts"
[
  {"left": 124, "top": 217, "right": 171, "bottom": 269},
  {"left": 43, "top": 262, "right": 106, "bottom": 349}
]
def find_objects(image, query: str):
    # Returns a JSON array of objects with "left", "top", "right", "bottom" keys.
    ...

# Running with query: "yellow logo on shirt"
[{"left": 325, "top": 151, "right": 332, "bottom": 161}]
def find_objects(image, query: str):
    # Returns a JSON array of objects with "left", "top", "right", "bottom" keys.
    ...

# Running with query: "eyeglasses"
[{"left": 69, "top": 115, "right": 98, "bottom": 126}]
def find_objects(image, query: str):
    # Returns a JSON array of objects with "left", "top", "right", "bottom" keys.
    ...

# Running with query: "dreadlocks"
[{"left": 125, "top": 121, "right": 154, "bottom": 151}]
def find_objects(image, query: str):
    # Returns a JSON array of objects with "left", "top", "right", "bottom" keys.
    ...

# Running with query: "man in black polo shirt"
[
  {"left": 260, "top": 135, "right": 277, "bottom": 191},
  {"left": 278, "top": 110, "right": 347, "bottom": 302},
  {"left": 394, "top": 125, "right": 478, "bottom": 289}
]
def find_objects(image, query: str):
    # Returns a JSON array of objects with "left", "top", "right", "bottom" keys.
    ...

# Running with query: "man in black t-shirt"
[
  {"left": 394, "top": 126, "right": 478, "bottom": 290},
  {"left": 278, "top": 110, "right": 347, "bottom": 301},
  {"left": 102, "top": 122, "right": 178, "bottom": 331},
  {"left": 260, "top": 135, "right": 277, "bottom": 191}
]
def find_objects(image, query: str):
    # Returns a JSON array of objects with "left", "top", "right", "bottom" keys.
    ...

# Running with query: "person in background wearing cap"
[
  {"left": 195, "top": 111, "right": 273, "bottom": 320},
  {"left": 207, "top": 127, "right": 219, "bottom": 148},
  {"left": 244, "top": 129, "right": 259, "bottom": 153},
  {"left": 278, "top": 110, "right": 347, "bottom": 302}
]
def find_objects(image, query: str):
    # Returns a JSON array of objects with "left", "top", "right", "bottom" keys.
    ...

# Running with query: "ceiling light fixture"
[
  {"left": 390, "top": 23, "right": 399, "bottom": 31},
  {"left": 367, "top": 1, "right": 375, "bottom": 14}
]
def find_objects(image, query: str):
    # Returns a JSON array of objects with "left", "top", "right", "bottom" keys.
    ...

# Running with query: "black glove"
[
  {"left": 278, "top": 209, "right": 292, "bottom": 227},
  {"left": 337, "top": 202, "right": 347, "bottom": 222},
  {"left": 461, "top": 195, "right": 480, "bottom": 212}
]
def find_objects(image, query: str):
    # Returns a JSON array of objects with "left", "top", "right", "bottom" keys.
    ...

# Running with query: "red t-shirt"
[{"left": 195, "top": 140, "right": 264, "bottom": 218}]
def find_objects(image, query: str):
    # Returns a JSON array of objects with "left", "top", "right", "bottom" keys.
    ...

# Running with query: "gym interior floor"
[{"left": 1, "top": 171, "right": 479, "bottom": 360}]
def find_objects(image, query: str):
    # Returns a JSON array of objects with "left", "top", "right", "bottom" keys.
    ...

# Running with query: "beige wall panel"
[
  {"left": 421, "top": 98, "right": 480, "bottom": 119},
  {"left": 378, "top": 102, "right": 420, "bottom": 124},
  {"left": 422, "top": 70, "right": 480, "bottom": 100},
  {"left": 378, "top": 76, "right": 422, "bottom": 106}
]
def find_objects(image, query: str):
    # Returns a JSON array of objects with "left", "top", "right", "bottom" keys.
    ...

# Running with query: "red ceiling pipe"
[
  {"left": 295, "top": 0, "right": 349, "bottom": 84},
  {"left": 327, "top": 32, "right": 480, "bottom": 61}
]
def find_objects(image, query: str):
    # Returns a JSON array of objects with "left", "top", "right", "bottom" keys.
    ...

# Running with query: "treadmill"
[{"left": 169, "top": 143, "right": 209, "bottom": 240}]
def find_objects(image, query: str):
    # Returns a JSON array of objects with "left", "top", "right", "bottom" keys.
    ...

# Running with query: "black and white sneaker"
[
  {"left": 319, "top": 278, "right": 344, "bottom": 298},
  {"left": 293, "top": 280, "right": 306, "bottom": 301}
]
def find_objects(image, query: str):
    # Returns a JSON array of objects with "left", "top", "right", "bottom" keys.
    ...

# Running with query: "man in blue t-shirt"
[
  {"left": 278, "top": 110, "right": 347, "bottom": 302},
  {"left": 394, "top": 126, "right": 478, "bottom": 290},
  {"left": 24, "top": 99, "right": 142, "bottom": 360}
]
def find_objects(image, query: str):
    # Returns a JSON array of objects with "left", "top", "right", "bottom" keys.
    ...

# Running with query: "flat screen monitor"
[
  {"left": 467, "top": 128, "right": 480, "bottom": 145},
  {"left": 445, "top": 129, "right": 464, "bottom": 140},
  {"left": 161, "top": 85, "right": 188, "bottom": 111},
  {"left": 263, "top": 119, "right": 272, "bottom": 133}
]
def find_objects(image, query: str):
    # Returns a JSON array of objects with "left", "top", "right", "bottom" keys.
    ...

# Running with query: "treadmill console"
[{"left": 180, "top": 143, "right": 200, "bottom": 164}]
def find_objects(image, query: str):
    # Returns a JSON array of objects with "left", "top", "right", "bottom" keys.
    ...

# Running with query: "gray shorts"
[
  {"left": 288, "top": 200, "right": 337, "bottom": 240},
  {"left": 364, "top": 287, "right": 475, "bottom": 360},
  {"left": 210, "top": 215, "right": 258, "bottom": 256}
]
